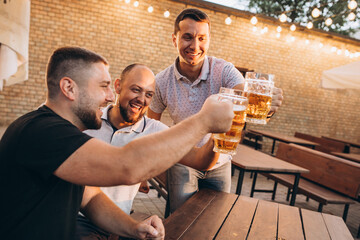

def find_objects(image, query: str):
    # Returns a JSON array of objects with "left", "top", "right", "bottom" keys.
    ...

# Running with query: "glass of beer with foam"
[
  {"left": 244, "top": 72, "right": 274, "bottom": 124},
  {"left": 213, "top": 89, "right": 248, "bottom": 155}
]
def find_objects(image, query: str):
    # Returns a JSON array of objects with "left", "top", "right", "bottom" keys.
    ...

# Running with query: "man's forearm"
[
  {"left": 119, "top": 111, "right": 211, "bottom": 183},
  {"left": 81, "top": 187, "right": 137, "bottom": 238},
  {"left": 179, "top": 137, "right": 219, "bottom": 171}
]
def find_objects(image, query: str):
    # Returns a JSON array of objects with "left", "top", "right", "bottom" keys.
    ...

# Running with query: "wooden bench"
[
  {"left": 264, "top": 143, "right": 360, "bottom": 222},
  {"left": 295, "top": 132, "right": 350, "bottom": 153},
  {"left": 241, "top": 130, "right": 263, "bottom": 150}
]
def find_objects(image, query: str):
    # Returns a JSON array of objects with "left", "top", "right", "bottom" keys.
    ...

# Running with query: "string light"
[
  {"left": 260, "top": 27, "right": 268, "bottom": 34},
  {"left": 250, "top": 16, "right": 258, "bottom": 25},
  {"left": 290, "top": 24, "right": 296, "bottom": 31},
  {"left": 325, "top": 18, "right": 333, "bottom": 26},
  {"left": 307, "top": 21, "right": 313, "bottom": 29},
  {"left": 225, "top": 16, "right": 232, "bottom": 25},
  {"left": 116, "top": 0, "right": 359, "bottom": 59},
  {"left": 312, "top": 8, "right": 321, "bottom": 18},
  {"left": 279, "top": 13, "right": 287, "bottom": 22},
  {"left": 348, "top": 12, "right": 356, "bottom": 21},
  {"left": 348, "top": 0, "right": 357, "bottom": 10}
]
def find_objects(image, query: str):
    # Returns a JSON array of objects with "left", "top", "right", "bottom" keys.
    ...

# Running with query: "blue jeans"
[{"left": 167, "top": 161, "right": 231, "bottom": 213}]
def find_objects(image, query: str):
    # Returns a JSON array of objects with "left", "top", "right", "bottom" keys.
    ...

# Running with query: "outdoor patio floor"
[{"left": 133, "top": 170, "right": 360, "bottom": 239}]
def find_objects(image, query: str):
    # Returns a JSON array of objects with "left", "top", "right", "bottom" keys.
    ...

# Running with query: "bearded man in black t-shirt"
[{"left": 0, "top": 46, "right": 235, "bottom": 240}]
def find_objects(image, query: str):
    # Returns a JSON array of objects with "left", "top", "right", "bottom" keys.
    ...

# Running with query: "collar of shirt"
[
  {"left": 174, "top": 56, "right": 210, "bottom": 86},
  {"left": 101, "top": 104, "right": 146, "bottom": 134}
]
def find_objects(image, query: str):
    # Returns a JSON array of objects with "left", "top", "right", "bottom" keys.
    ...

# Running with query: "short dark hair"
[
  {"left": 46, "top": 46, "right": 108, "bottom": 99},
  {"left": 174, "top": 8, "right": 211, "bottom": 35}
]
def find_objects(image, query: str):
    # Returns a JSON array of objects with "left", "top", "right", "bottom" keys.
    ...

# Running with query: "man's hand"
[
  {"left": 269, "top": 87, "right": 283, "bottom": 115},
  {"left": 134, "top": 215, "right": 165, "bottom": 239},
  {"left": 199, "top": 95, "right": 234, "bottom": 133},
  {"left": 139, "top": 181, "right": 150, "bottom": 193}
]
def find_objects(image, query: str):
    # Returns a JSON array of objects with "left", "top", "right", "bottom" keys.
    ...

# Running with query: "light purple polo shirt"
[{"left": 150, "top": 56, "right": 244, "bottom": 168}]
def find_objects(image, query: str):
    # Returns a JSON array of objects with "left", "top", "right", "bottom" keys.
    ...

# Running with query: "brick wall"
[{"left": 1, "top": 0, "right": 359, "bottom": 148}]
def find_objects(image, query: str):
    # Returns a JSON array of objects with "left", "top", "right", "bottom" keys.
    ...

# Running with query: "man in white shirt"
[{"left": 77, "top": 63, "right": 222, "bottom": 239}]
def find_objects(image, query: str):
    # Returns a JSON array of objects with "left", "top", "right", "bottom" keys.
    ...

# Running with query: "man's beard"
[
  {"left": 119, "top": 104, "right": 145, "bottom": 124},
  {"left": 76, "top": 107, "right": 102, "bottom": 130},
  {"left": 73, "top": 91, "right": 102, "bottom": 130}
]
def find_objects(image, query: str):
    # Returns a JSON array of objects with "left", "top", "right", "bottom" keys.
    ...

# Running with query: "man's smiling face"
[
  {"left": 173, "top": 18, "right": 210, "bottom": 67},
  {"left": 115, "top": 65, "right": 155, "bottom": 124}
]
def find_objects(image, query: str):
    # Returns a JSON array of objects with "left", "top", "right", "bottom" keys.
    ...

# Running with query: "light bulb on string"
[
  {"left": 290, "top": 36, "right": 295, "bottom": 42},
  {"left": 260, "top": 27, "right": 268, "bottom": 34},
  {"left": 345, "top": 50, "right": 350, "bottom": 56},
  {"left": 348, "top": 0, "right": 357, "bottom": 10},
  {"left": 279, "top": 13, "right": 287, "bottom": 22},
  {"left": 164, "top": 10, "right": 170, "bottom": 18},
  {"left": 290, "top": 24, "right": 296, "bottom": 31},
  {"left": 312, "top": 8, "right": 321, "bottom": 18},
  {"left": 147, "top": 6, "right": 153, "bottom": 13},
  {"left": 337, "top": 49, "right": 342, "bottom": 55},
  {"left": 319, "top": 43, "right": 323, "bottom": 48},
  {"left": 331, "top": 47, "right": 337, "bottom": 52},
  {"left": 133, "top": 1, "right": 139, "bottom": 7},
  {"left": 276, "top": 33, "right": 281, "bottom": 38},
  {"left": 225, "top": 16, "right": 232, "bottom": 25},
  {"left": 277, "top": 26, "right": 282, "bottom": 32},
  {"left": 307, "top": 21, "right": 313, "bottom": 29},
  {"left": 348, "top": 12, "right": 356, "bottom": 21},
  {"left": 325, "top": 18, "right": 333, "bottom": 26},
  {"left": 305, "top": 40, "right": 310, "bottom": 45},
  {"left": 250, "top": 16, "right": 258, "bottom": 25},
  {"left": 125, "top": 0, "right": 130, "bottom": 3}
]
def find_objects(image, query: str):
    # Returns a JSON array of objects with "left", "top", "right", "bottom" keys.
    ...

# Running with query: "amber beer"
[
  {"left": 244, "top": 92, "right": 272, "bottom": 122},
  {"left": 243, "top": 74, "right": 274, "bottom": 124},
  {"left": 213, "top": 94, "right": 248, "bottom": 155}
]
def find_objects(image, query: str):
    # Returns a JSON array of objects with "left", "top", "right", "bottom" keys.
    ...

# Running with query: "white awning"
[
  {"left": 321, "top": 61, "right": 360, "bottom": 89},
  {"left": 0, "top": 0, "right": 30, "bottom": 91}
]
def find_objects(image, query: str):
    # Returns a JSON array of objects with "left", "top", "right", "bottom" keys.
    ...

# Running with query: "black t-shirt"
[{"left": 0, "top": 105, "right": 92, "bottom": 239}]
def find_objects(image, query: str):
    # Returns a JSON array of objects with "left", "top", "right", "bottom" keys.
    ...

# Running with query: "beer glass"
[
  {"left": 244, "top": 72, "right": 274, "bottom": 124},
  {"left": 213, "top": 91, "right": 248, "bottom": 155}
]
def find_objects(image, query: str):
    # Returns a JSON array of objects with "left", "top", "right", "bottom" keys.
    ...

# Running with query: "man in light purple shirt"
[{"left": 148, "top": 8, "right": 283, "bottom": 213}]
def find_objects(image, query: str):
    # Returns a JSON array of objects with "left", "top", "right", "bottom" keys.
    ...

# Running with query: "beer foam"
[{"left": 233, "top": 105, "right": 247, "bottom": 111}]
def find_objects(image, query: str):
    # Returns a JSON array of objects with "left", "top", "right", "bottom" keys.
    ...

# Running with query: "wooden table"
[
  {"left": 323, "top": 136, "right": 360, "bottom": 151},
  {"left": 164, "top": 188, "right": 353, "bottom": 240},
  {"left": 250, "top": 129, "right": 319, "bottom": 154},
  {"left": 331, "top": 152, "right": 360, "bottom": 164},
  {"left": 232, "top": 145, "right": 309, "bottom": 206}
]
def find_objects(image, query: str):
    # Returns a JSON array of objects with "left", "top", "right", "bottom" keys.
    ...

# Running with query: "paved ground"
[{"left": 133, "top": 170, "right": 360, "bottom": 239}]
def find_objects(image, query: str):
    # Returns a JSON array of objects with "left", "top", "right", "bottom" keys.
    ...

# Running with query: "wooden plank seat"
[
  {"left": 295, "top": 132, "right": 350, "bottom": 153},
  {"left": 263, "top": 173, "right": 354, "bottom": 219},
  {"left": 241, "top": 130, "right": 263, "bottom": 150},
  {"left": 258, "top": 143, "right": 360, "bottom": 222}
]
